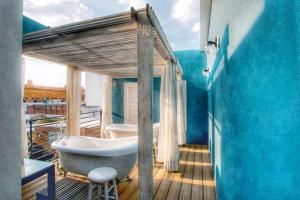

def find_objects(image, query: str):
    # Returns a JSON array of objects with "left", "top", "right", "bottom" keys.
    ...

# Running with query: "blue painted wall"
[
  {"left": 112, "top": 78, "right": 161, "bottom": 124},
  {"left": 175, "top": 50, "right": 208, "bottom": 144},
  {"left": 23, "top": 16, "right": 47, "bottom": 34},
  {"left": 111, "top": 51, "right": 208, "bottom": 145},
  {"left": 207, "top": 0, "right": 300, "bottom": 199}
]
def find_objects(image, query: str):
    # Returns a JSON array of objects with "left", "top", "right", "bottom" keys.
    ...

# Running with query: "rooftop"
[{"left": 23, "top": 5, "right": 181, "bottom": 78}]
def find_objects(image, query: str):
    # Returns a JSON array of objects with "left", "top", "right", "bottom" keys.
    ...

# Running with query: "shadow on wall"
[
  {"left": 207, "top": 25, "right": 229, "bottom": 199},
  {"left": 175, "top": 50, "right": 208, "bottom": 145},
  {"left": 208, "top": 0, "right": 300, "bottom": 199}
]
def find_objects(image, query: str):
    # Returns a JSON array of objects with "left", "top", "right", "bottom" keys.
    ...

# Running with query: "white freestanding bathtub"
[
  {"left": 51, "top": 136, "right": 137, "bottom": 181},
  {"left": 106, "top": 123, "right": 160, "bottom": 144}
]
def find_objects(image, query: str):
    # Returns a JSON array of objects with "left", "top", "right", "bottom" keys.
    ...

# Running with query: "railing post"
[
  {"left": 29, "top": 120, "right": 33, "bottom": 158},
  {"left": 100, "top": 110, "right": 102, "bottom": 124}
]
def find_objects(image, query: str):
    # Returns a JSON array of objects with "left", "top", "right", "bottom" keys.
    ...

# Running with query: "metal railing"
[{"left": 26, "top": 109, "right": 101, "bottom": 162}]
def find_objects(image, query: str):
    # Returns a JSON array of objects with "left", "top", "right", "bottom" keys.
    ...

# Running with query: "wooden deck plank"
[
  {"left": 117, "top": 164, "right": 138, "bottom": 194},
  {"left": 153, "top": 150, "right": 183, "bottom": 200},
  {"left": 22, "top": 145, "right": 216, "bottom": 200},
  {"left": 128, "top": 163, "right": 165, "bottom": 200},
  {"left": 191, "top": 145, "right": 204, "bottom": 200},
  {"left": 153, "top": 164, "right": 168, "bottom": 195},
  {"left": 22, "top": 176, "right": 48, "bottom": 200},
  {"left": 119, "top": 165, "right": 159, "bottom": 200},
  {"left": 202, "top": 145, "right": 217, "bottom": 200},
  {"left": 22, "top": 175, "right": 47, "bottom": 194},
  {"left": 165, "top": 145, "right": 189, "bottom": 200},
  {"left": 153, "top": 170, "right": 175, "bottom": 200},
  {"left": 179, "top": 144, "right": 196, "bottom": 200},
  {"left": 118, "top": 172, "right": 139, "bottom": 200}
]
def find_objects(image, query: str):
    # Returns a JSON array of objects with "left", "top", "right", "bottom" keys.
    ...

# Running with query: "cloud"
[
  {"left": 118, "top": 0, "right": 146, "bottom": 9},
  {"left": 171, "top": 0, "right": 200, "bottom": 23},
  {"left": 24, "top": 0, "right": 95, "bottom": 27},
  {"left": 192, "top": 22, "right": 200, "bottom": 33}
]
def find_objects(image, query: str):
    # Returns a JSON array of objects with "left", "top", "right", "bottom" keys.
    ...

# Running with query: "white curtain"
[
  {"left": 21, "top": 57, "right": 28, "bottom": 176},
  {"left": 157, "top": 61, "right": 179, "bottom": 171},
  {"left": 101, "top": 76, "right": 112, "bottom": 138},
  {"left": 177, "top": 75, "right": 187, "bottom": 145}
]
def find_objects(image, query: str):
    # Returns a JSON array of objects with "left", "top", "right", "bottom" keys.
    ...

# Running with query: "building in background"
[{"left": 24, "top": 79, "right": 85, "bottom": 103}]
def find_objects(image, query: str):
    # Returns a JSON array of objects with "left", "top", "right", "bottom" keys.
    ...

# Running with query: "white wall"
[
  {"left": 85, "top": 72, "right": 104, "bottom": 108},
  {"left": 200, "top": 0, "right": 212, "bottom": 50}
]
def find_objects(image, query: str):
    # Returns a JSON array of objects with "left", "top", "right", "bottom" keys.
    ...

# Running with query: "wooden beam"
[
  {"left": 137, "top": 11, "right": 154, "bottom": 200},
  {"left": 146, "top": 4, "right": 176, "bottom": 61},
  {"left": 22, "top": 10, "right": 139, "bottom": 42},
  {"left": 23, "top": 23, "right": 137, "bottom": 52},
  {"left": 66, "top": 66, "right": 81, "bottom": 136}
]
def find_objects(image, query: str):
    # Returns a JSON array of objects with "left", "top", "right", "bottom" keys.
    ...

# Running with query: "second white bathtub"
[{"left": 106, "top": 123, "right": 160, "bottom": 143}]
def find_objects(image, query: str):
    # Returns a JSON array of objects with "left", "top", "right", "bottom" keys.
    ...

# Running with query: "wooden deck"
[{"left": 22, "top": 145, "right": 216, "bottom": 200}]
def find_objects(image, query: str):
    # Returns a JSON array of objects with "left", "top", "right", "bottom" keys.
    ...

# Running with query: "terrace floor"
[{"left": 22, "top": 145, "right": 216, "bottom": 200}]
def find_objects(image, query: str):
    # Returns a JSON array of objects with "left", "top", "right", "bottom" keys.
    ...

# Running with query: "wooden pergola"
[{"left": 22, "top": 5, "right": 181, "bottom": 199}]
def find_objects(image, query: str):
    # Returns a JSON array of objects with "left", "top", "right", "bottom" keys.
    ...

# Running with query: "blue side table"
[{"left": 22, "top": 159, "right": 56, "bottom": 200}]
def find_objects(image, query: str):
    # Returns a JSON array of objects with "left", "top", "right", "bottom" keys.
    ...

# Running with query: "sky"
[{"left": 23, "top": 0, "right": 200, "bottom": 87}]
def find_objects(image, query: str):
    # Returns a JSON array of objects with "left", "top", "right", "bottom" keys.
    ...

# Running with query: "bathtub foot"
[
  {"left": 63, "top": 171, "right": 68, "bottom": 177},
  {"left": 58, "top": 165, "right": 68, "bottom": 177},
  {"left": 120, "top": 176, "right": 132, "bottom": 182}
]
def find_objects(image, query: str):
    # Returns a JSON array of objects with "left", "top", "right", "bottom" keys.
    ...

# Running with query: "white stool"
[{"left": 88, "top": 167, "right": 119, "bottom": 200}]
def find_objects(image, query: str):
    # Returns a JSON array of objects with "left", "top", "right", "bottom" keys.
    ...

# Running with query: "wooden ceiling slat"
[
  {"left": 23, "top": 23, "right": 137, "bottom": 51},
  {"left": 22, "top": 6, "right": 178, "bottom": 76}
]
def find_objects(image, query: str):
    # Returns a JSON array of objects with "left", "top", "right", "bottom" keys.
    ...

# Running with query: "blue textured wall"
[
  {"left": 111, "top": 51, "right": 208, "bottom": 145},
  {"left": 208, "top": 0, "right": 300, "bottom": 199},
  {"left": 23, "top": 16, "right": 47, "bottom": 34},
  {"left": 175, "top": 50, "right": 208, "bottom": 144},
  {"left": 112, "top": 78, "right": 161, "bottom": 123}
]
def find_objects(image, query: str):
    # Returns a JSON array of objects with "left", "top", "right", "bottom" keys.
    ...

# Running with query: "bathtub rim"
[
  {"left": 106, "top": 124, "right": 137, "bottom": 133},
  {"left": 106, "top": 123, "right": 160, "bottom": 133},
  {"left": 51, "top": 136, "right": 138, "bottom": 157}
]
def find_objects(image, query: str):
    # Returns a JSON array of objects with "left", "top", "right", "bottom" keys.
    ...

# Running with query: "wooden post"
[
  {"left": 137, "top": 12, "right": 154, "bottom": 199},
  {"left": 67, "top": 66, "right": 81, "bottom": 136}
]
